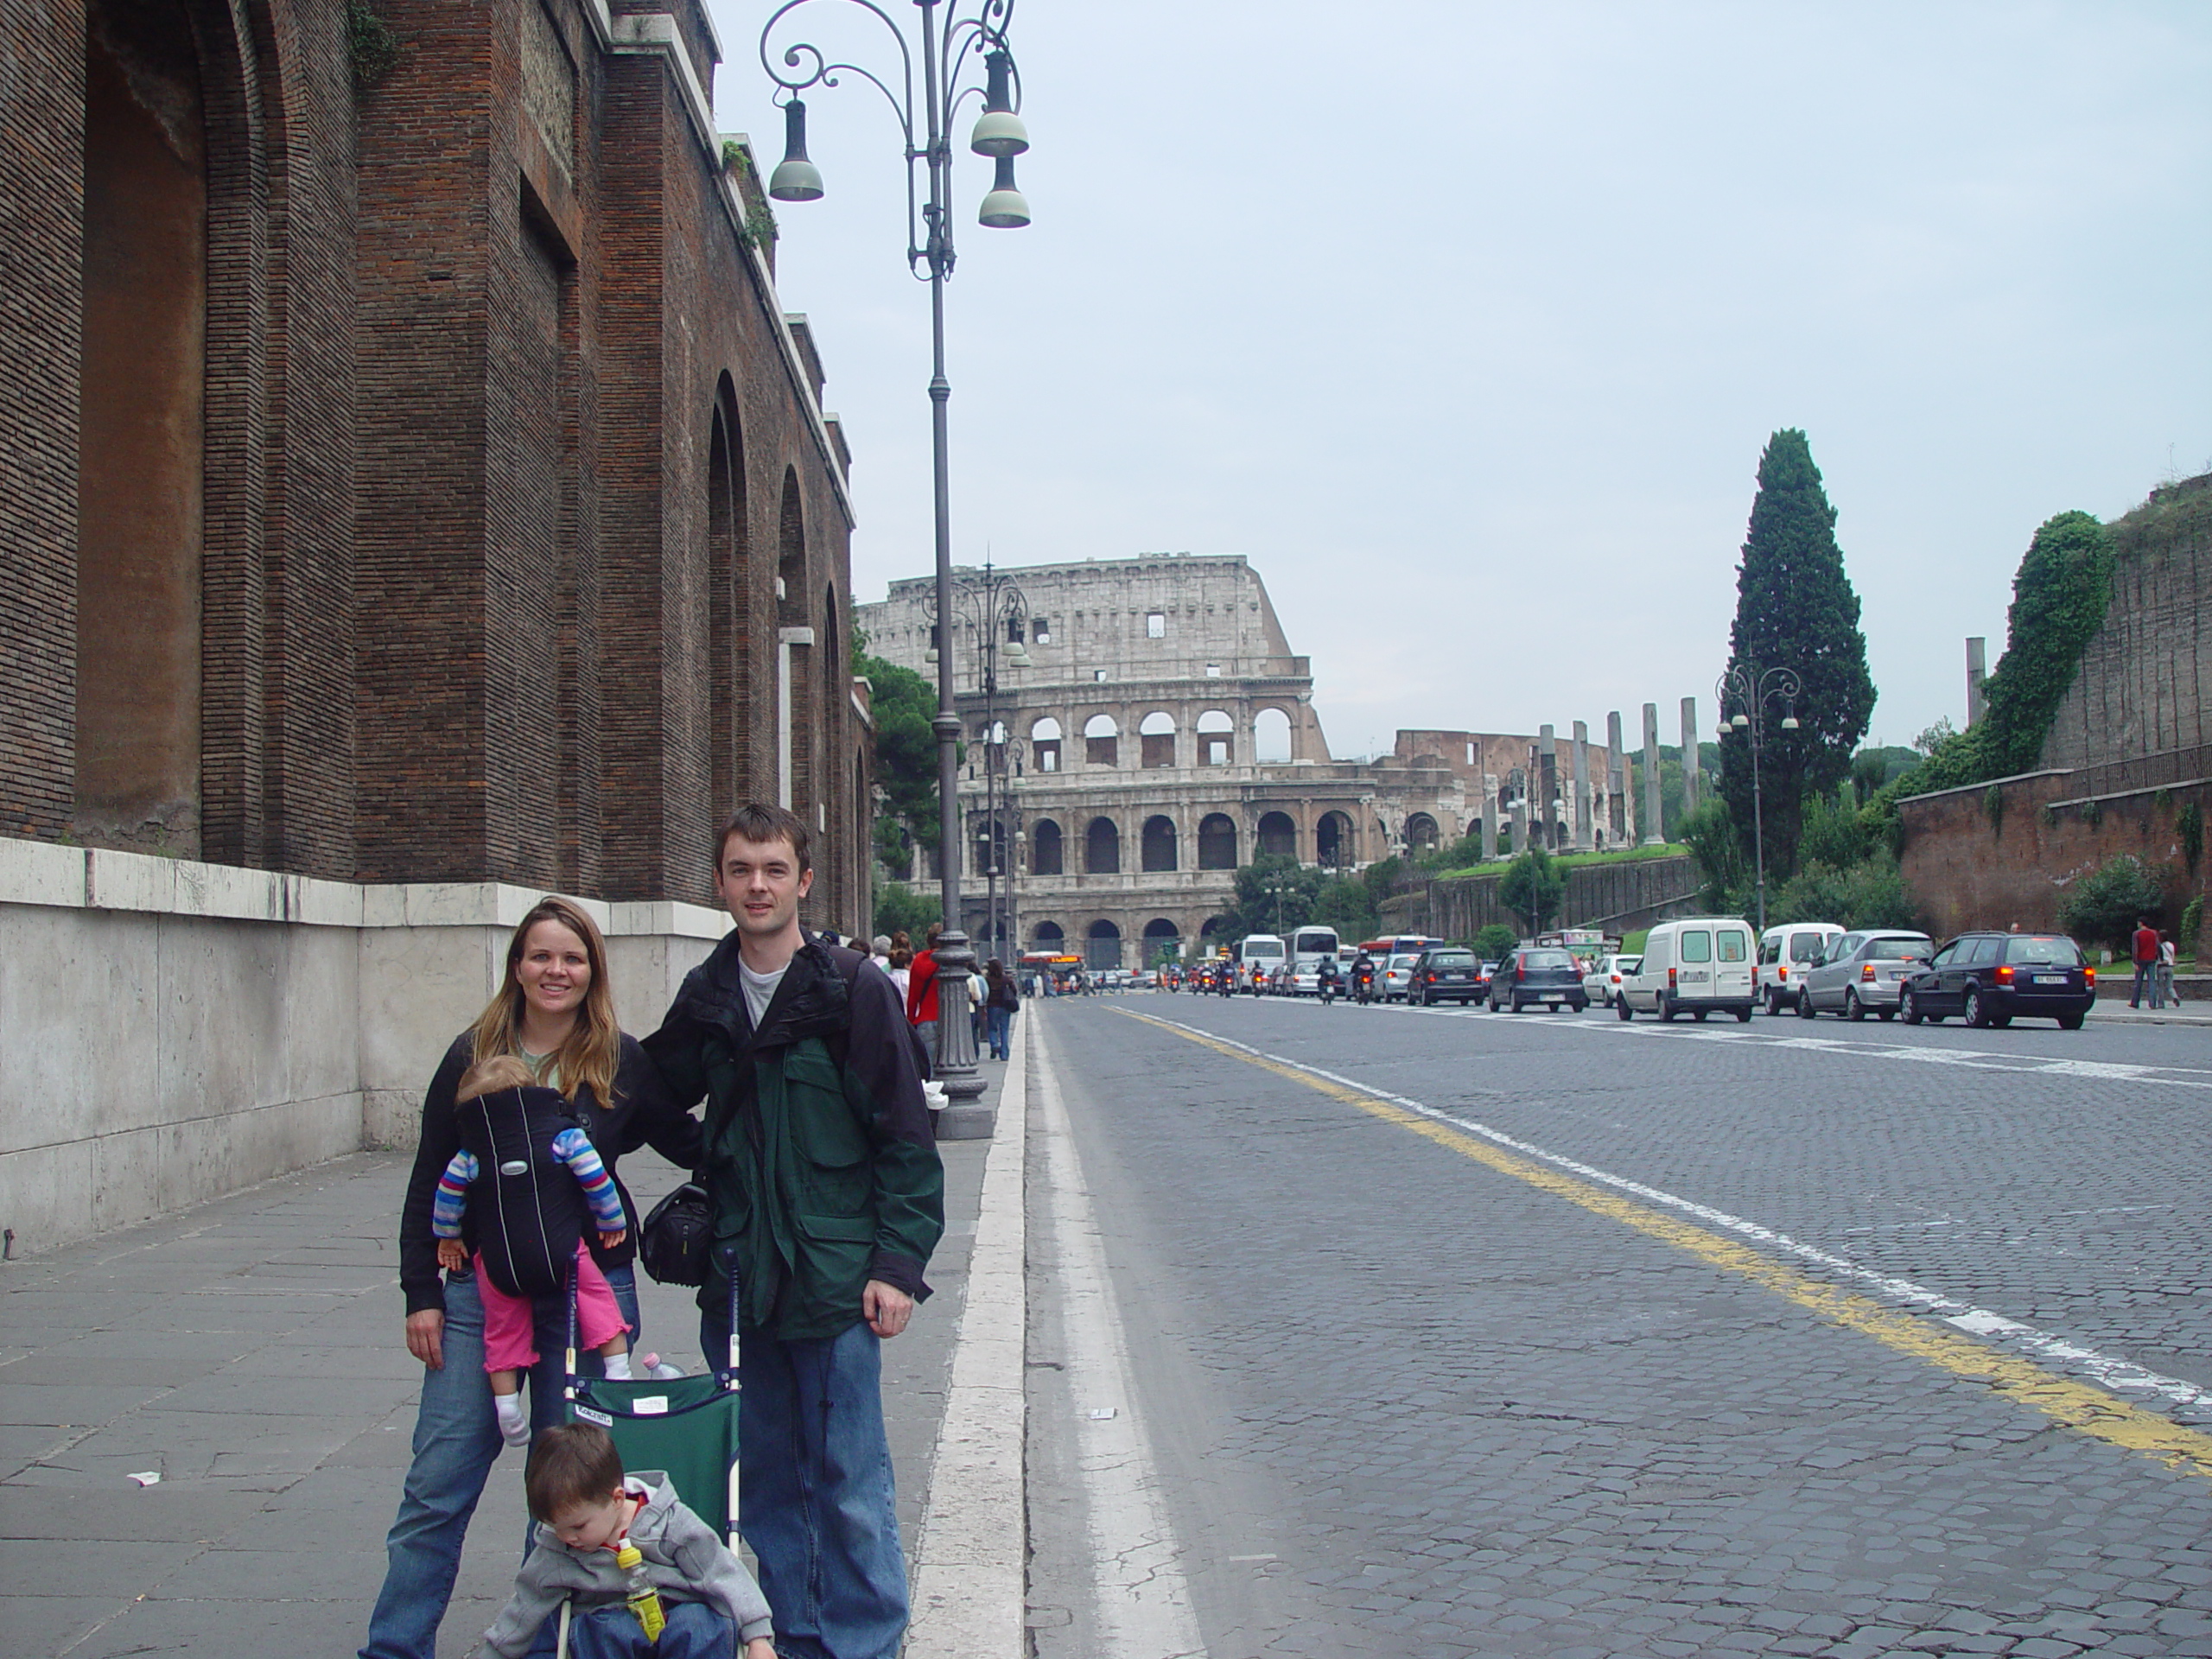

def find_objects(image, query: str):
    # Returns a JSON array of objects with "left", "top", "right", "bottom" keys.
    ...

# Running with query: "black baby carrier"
[{"left": 455, "top": 1084, "right": 588, "bottom": 1299}]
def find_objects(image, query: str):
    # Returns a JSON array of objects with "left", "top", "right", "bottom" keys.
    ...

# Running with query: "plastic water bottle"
[{"left": 616, "top": 1542, "right": 664, "bottom": 1642}]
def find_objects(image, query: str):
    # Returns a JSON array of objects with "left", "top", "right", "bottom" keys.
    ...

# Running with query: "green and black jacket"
[{"left": 644, "top": 931, "right": 944, "bottom": 1342}]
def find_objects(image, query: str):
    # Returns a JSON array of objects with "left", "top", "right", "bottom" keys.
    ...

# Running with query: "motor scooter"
[{"left": 1353, "top": 964, "right": 1376, "bottom": 1005}]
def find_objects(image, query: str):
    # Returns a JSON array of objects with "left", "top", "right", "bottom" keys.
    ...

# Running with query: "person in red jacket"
[
  {"left": 906, "top": 921, "right": 944, "bottom": 1067},
  {"left": 2132, "top": 916, "right": 2164, "bottom": 1009}
]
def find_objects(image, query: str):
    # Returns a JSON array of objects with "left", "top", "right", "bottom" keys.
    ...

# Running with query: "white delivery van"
[
  {"left": 1757, "top": 921, "right": 1845, "bottom": 1014},
  {"left": 1618, "top": 917, "right": 1758, "bottom": 1022}
]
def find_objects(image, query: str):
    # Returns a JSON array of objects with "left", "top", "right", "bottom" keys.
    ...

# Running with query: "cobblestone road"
[{"left": 1023, "top": 994, "right": 2212, "bottom": 1659}]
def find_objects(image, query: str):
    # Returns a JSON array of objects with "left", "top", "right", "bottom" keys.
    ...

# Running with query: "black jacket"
[
  {"left": 398, "top": 1032, "right": 702, "bottom": 1317},
  {"left": 645, "top": 931, "right": 943, "bottom": 1341}
]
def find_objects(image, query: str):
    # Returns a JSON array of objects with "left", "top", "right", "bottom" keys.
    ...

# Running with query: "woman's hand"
[
  {"left": 436, "top": 1239, "right": 467, "bottom": 1272},
  {"left": 405, "top": 1308, "right": 446, "bottom": 1370},
  {"left": 599, "top": 1228, "right": 627, "bottom": 1249}
]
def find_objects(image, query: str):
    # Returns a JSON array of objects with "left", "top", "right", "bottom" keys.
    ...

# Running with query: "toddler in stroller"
[{"left": 433, "top": 1054, "right": 634, "bottom": 1446}]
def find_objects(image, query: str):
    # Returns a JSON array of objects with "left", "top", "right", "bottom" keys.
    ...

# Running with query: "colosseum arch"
[
  {"left": 1031, "top": 817, "right": 1064, "bottom": 875},
  {"left": 1030, "top": 715, "right": 1061, "bottom": 772},
  {"left": 1197, "top": 709, "right": 1234, "bottom": 766},
  {"left": 1031, "top": 919, "right": 1065, "bottom": 951},
  {"left": 1256, "top": 810, "right": 1296, "bottom": 860},
  {"left": 1198, "top": 812, "right": 1237, "bottom": 870},
  {"left": 1316, "top": 809, "right": 1355, "bottom": 868},
  {"left": 1142, "top": 917, "right": 1183, "bottom": 963},
  {"left": 1085, "top": 918, "right": 1122, "bottom": 971},
  {"left": 1198, "top": 915, "right": 1232, "bottom": 950},
  {"left": 1084, "top": 713, "right": 1118, "bottom": 767},
  {"left": 1141, "top": 814, "right": 1178, "bottom": 873},
  {"left": 1084, "top": 815, "right": 1121, "bottom": 874},
  {"left": 1139, "top": 710, "right": 1176, "bottom": 769},
  {"left": 1405, "top": 811, "right": 1440, "bottom": 855},
  {"left": 1253, "top": 707, "right": 1294, "bottom": 764}
]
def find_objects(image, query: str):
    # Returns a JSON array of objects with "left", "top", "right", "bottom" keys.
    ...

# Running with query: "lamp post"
[
  {"left": 763, "top": 0, "right": 1031, "bottom": 1108},
  {"left": 926, "top": 562, "right": 1029, "bottom": 966},
  {"left": 1715, "top": 663, "right": 1803, "bottom": 934}
]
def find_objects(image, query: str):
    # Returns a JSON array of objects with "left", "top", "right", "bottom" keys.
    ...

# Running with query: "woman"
[
  {"left": 359, "top": 897, "right": 702, "bottom": 1659},
  {"left": 984, "top": 957, "right": 1020, "bottom": 1060},
  {"left": 887, "top": 931, "right": 914, "bottom": 1002}
]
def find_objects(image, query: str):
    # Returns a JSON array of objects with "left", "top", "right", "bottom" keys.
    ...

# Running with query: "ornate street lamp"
[
  {"left": 1716, "top": 662, "right": 1802, "bottom": 934},
  {"left": 927, "top": 563, "right": 1029, "bottom": 969},
  {"left": 762, "top": 0, "right": 1031, "bottom": 1109}
]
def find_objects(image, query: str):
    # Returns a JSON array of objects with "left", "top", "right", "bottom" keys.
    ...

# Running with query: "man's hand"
[
  {"left": 861, "top": 1280, "right": 913, "bottom": 1339},
  {"left": 406, "top": 1308, "right": 446, "bottom": 1370}
]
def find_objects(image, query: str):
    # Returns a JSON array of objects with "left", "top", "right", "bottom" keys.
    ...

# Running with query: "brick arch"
[{"left": 708, "top": 378, "right": 751, "bottom": 820}]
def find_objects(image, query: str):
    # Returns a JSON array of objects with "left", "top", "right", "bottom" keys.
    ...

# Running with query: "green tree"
[
  {"left": 872, "top": 880, "right": 940, "bottom": 941},
  {"left": 1498, "top": 849, "right": 1565, "bottom": 935},
  {"left": 1224, "top": 854, "right": 1325, "bottom": 938},
  {"left": 1974, "top": 510, "right": 2114, "bottom": 777},
  {"left": 1717, "top": 430, "right": 1877, "bottom": 882},
  {"left": 2056, "top": 855, "right": 2169, "bottom": 953},
  {"left": 1770, "top": 852, "right": 1920, "bottom": 931},
  {"left": 1472, "top": 922, "right": 1519, "bottom": 959},
  {"left": 855, "top": 645, "right": 941, "bottom": 874},
  {"left": 1310, "top": 873, "right": 1379, "bottom": 941},
  {"left": 1679, "top": 798, "right": 1747, "bottom": 913}
]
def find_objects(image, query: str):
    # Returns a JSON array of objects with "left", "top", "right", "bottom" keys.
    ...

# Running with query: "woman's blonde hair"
[{"left": 468, "top": 896, "right": 622, "bottom": 1112}]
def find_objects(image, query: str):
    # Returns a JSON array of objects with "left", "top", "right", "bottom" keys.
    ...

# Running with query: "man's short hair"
[
  {"left": 524, "top": 1421, "right": 625, "bottom": 1522},
  {"left": 715, "top": 803, "right": 812, "bottom": 874}
]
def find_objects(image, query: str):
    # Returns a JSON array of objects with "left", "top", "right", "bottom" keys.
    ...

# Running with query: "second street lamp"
[
  {"left": 1716, "top": 662, "right": 1802, "bottom": 935},
  {"left": 762, "top": 0, "right": 1031, "bottom": 1115}
]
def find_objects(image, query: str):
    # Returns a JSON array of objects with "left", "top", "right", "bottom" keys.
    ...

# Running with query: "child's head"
[
  {"left": 457, "top": 1052, "right": 538, "bottom": 1104},
  {"left": 525, "top": 1421, "right": 628, "bottom": 1546}
]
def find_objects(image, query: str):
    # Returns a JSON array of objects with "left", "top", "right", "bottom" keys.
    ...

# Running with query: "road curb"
[{"left": 904, "top": 1014, "right": 1028, "bottom": 1659}]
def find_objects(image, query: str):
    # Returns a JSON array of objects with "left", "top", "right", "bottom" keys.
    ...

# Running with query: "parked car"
[
  {"left": 1618, "top": 917, "right": 1757, "bottom": 1021},
  {"left": 1489, "top": 946, "right": 1588, "bottom": 1013},
  {"left": 1382, "top": 952, "right": 1422, "bottom": 1001},
  {"left": 1758, "top": 921, "right": 1845, "bottom": 1014},
  {"left": 1900, "top": 931, "right": 2096, "bottom": 1030},
  {"left": 1797, "top": 931, "right": 1935, "bottom": 1020},
  {"left": 1408, "top": 946, "right": 1483, "bottom": 1006},
  {"left": 1476, "top": 960, "right": 1499, "bottom": 997},
  {"left": 1582, "top": 952, "right": 1641, "bottom": 1008}
]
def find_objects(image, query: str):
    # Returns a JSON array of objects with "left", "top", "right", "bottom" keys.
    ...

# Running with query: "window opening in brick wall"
[
  {"left": 1197, "top": 709, "right": 1233, "bottom": 766},
  {"left": 1084, "top": 714, "right": 1118, "bottom": 766},
  {"left": 1146, "top": 612, "right": 1165, "bottom": 638},
  {"left": 1198, "top": 812, "right": 1238, "bottom": 869},
  {"left": 1141, "top": 815, "right": 1178, "bottom": 872},
  {"left": 1031, "top": 817, "right": 1064, "bottom": 875},
  {"left": 1084, "top": 816, "right": 1121, "bottom": 874},
  {"left": 1139, "top": 710, "right": 1175, "bottom": 769}
]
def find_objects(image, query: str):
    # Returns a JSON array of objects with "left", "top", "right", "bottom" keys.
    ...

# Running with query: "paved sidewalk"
[
  {"left": 2088, "top": 998, "right": 2212, "bottom": 1027},
  {"left": 0, "top": 1119, "right": 995, "bottom": 1657}
]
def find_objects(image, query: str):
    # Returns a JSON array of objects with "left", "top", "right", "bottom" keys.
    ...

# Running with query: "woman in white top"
[{"left": 887, "top": 931, "right": 913, "bottom": 1001}]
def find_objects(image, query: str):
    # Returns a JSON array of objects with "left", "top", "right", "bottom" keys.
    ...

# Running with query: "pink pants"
[{"left": 478, "top": 1243, "right": 625, "bottom": 1375}]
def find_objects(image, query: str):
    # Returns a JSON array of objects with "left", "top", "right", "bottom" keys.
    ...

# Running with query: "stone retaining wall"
[{"left": 1381, "top": 855, "right": 1701, "bottom": 941}]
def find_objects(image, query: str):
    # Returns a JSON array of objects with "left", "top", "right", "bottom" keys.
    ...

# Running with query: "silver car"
[
  {"left": 1798, "top": 931, "right": 1936, "bottom": 1020},
  {"left": 1382, "top": 953, "right": 1421, "bottom": 1001}
]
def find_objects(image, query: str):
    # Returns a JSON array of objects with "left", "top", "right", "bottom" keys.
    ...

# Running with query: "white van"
[
  {"left": 1757, "top": 921, "right": 1845, "bottom": 1015},
  {"left": 1618, "top": 917, "right": 1758, "bottom": 1022}
]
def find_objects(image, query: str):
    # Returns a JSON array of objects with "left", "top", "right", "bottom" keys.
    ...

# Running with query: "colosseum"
[{"left": 857, "top": 554, "right": 1634, "bottom": 969}]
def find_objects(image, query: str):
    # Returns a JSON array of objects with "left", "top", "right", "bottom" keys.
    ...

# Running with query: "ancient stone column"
[
  {"left": 1572, "top": 721, "right": 1592, "bottom": 850},
  {"left": 1539, "top": 725, "right": 1560, "bottom": 851},
  {"left": 1642, "top": 702, "right": 1665, "bottom": 845},
  {"left": 1680, "top": 696, "right": 1700, "bottom": 814},
  {"left": 1966, "top": 637, "right": 1987, "bottom": 728},
  {"left": 1481, "top": 773, "right": 1499, "bottom": 861},
  {"left": 1607, "top": 710, "right": 1629, "bottom": 842}
]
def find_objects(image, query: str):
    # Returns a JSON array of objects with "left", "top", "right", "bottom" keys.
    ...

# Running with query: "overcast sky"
[{"left": 709, "top": 0, "right": 2212, "bottom": 760}]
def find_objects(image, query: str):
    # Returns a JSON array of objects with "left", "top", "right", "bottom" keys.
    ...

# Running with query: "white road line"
[
  {"left": 1034, "top": 1020, "right": 1209, "bottom": 1659},
  {"left": 1132, "top": 1010, "right": 2212, "bottom": 1416}
]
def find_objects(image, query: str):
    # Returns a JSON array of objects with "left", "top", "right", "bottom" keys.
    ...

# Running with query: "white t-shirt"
[{"left": 739, "top": 959, "right": 788, "bottom": 1030}]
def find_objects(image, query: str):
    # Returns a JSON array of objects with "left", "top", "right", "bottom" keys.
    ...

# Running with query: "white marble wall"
[{"left": 0, "top": 840, "right": 730, "bottom": 1259}]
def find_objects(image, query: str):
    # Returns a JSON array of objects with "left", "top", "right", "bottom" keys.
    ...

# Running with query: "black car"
[
  {"left": 1409, "top": 947, "right": 1482, "bottom": 1006},
  {"left": 1488, "top": 946, "right": 1588, "bottom": 1014},
  {"left": 1900, "top": 931, "right": 2096, "bottom": 1030}
]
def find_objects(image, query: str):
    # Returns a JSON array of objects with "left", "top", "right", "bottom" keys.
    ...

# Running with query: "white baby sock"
[
  {"left": 494, "top": 1392, "right": 530, "bottom": 1447},
  {"left": 602, "top": 1351, "right": 632, "bottom": 1381}
]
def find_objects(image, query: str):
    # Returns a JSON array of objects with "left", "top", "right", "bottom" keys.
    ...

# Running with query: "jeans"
[
  {"left": 360, "top": 1264, "right": 642, "bottom": 1659},
  {"left": 701, "top": 1311, "right": 906, "bottom": 1659},
  {"left": 914, "top": 1023, "right": 936, "bottom": 1071},
  {"left": 985, "top": 1003, "right": 1013, "bottom": 1060},
  {"left": 557, "top": 1599, "right": 734, "bottom": 1659},
  {"left": 2133, "top": 960, "right": 2160, "bottom": 1007}
]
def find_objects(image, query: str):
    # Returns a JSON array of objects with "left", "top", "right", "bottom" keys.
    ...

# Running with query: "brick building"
[
  {"left": 858, "top": 555, "right": 1629, "bottom": 969},
  {"left": 1, "top": 0, "right": 872, "bottom": 926}
]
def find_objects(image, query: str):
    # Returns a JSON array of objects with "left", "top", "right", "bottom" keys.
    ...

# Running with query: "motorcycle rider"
[
  {"left": 1318, "top": 956, "right": 1342, "bottom": 1005},
  {"left": 1351, "top": 950, "right": 1376, "bottom": 1005}
]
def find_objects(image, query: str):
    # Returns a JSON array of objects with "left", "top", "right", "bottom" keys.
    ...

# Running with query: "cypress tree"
[{"left": 1717, "top": 429, "right": 1876, "bottom": 881}]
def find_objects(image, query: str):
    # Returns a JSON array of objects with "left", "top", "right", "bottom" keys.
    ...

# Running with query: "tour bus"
[
  {"left": 1234, "top": 933, "right": 1287, "bottom": 994},
  {"left": 1287, "top": 925, "right": 1342, "bottom": 995},
  {"left": 1356, "top": 935, "right": 1446, "bottom": 961}
]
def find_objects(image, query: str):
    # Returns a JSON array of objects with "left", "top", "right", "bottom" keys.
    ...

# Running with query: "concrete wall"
[
  {"left": 1380, "top": 855, "right": 1701, "bottom": 941},
  {"left": 0, "top": 839, "right": 729, "bottom": 1259}
]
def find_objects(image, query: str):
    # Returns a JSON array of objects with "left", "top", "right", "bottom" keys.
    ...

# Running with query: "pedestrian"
[
  {"left": 2131, "top": 915, "right": 2162, "bottom": 1009},
  {"left": 2159, "top": 931, "right": 2178, "bottom": 1008},
  {"left": 968, "top": 961, "right": 988, "bottom": 1050},
  {"left": 906, "top": 921, "right": 944, "bottom": 1069},
  {"left": 887, "top": 931, "right": 913, "bottom": 1004},
  {"left": 478, "top": 1421, "right": 777, "bottom": 1659},
  {"left": 869, "top": 934, "right": 893, "bottom": 975},
  {"left": 984, "top": 957, "right": 1019, "bottom": 1060},
  {"left": 360, "top": 897, "right": 702, "bottom": 1659},
  {"left": 645, "top": 802, "right": 944, "bottom": 1659}
]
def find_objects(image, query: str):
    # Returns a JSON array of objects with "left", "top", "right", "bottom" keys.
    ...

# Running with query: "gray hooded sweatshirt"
[{"left": 480, "top": 1472, "right": 773, "bottom": 1656}]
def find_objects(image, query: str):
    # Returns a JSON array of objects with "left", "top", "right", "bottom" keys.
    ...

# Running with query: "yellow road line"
[{"left": 1115, "top": 1008, "right": 2212, "bottom": 1481}]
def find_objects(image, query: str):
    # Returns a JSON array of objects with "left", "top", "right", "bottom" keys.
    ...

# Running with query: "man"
[
  {"left": 2132, "top": 915, "right": 2163, "bottom": 1009},
  {"left": 905, "top": 921, "right": 944, "bottom": 1069},
  {"left": 645, "top": 804, "right": 944, "bottom": 1659}
]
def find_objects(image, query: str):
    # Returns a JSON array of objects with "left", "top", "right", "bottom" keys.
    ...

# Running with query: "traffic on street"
[{"left": 1024, "top": 990, "right": 2212, "bottom": 1658}]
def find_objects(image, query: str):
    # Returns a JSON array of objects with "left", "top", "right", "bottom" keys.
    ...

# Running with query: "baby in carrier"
[{"left": 433, "top": 1054, "right": 632, "bottom": 1446}]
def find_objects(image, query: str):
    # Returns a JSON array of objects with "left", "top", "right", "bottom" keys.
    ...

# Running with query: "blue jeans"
[
  {"left": 359, "top": 1265, "right": 642, "bottom": 1659},
  {"left": 985, "top": 1003, "right": 1013, "bottom": 1059},
  {"left": 559, "top": 1599, "right": 734, "bottom": 1659},
  {"left": 702, "top": 1310, "right": 906, "bottom": 1659},
  {"left": 2133, "top": 960, "right": 2160, "bottom": 1007}
]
